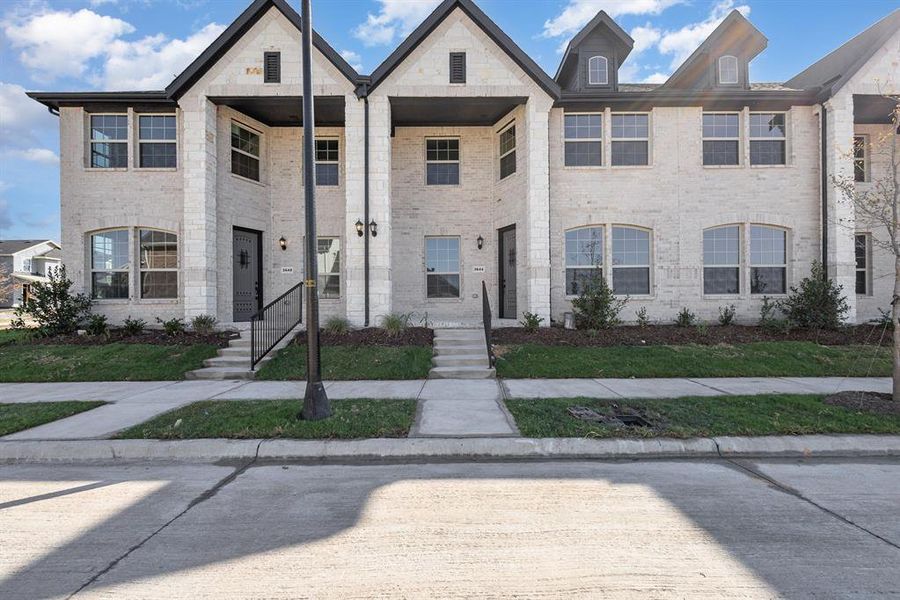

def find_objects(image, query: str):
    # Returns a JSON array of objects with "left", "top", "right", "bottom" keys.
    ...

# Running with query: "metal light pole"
[{"left": 300, "top": 0, "right": 330, "bottom": 420}]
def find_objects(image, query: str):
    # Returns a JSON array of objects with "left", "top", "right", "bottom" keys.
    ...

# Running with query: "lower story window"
[
  {"left": 750, "top": 225, "right": 787, "bottom": 294},
  {"left": 426, "top": 237, "right": 460, "bottom": 298},
  {"left": 139, "top": 229, "right": 178, "bottom": 299},
  {"left": 703, "top": 225, "right": 741, "bottom": 294},
  {"left": 856, "top": 233, "right": 870, "bottom": 295},
  {"left": 612, "top": 226, "right": 651, "bottom": 294},
  {"left": 317, "top": 237, "right": 341, "bottom": 299},
  {"left": 91, "top": 230, "right": 130, "bottom": 299},
  {"left": 565, "top": 227, "right": 603, "bottom": 295}
]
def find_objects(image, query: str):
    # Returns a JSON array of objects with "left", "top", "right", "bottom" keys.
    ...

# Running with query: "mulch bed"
[
  {"left": 14, "top": 329, "right": 236, "bottom": 348},
  {"left": 824, "top": 391, "right": 900, "bottom": 416},
  {"left": 492, "top": 324, "right": 889, "bottom": 347},
  {"left": 297, "top": 327, "right": 434, "bottom": 347}
]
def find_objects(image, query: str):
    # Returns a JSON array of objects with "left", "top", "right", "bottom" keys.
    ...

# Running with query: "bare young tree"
[{"left": 833, "top": 95, "right": 900, "bottom": 400}]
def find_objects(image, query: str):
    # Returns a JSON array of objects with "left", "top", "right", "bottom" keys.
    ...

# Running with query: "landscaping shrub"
[
  {"left": 122, "top": 317, "right": 146, "bottom": 336},
  {"left": 674, "top": 307, "right": 696, "bottom": 328},
  {"left": 571, "top": 276, "right": 626, "bottom": 329},
  {"left": 381, "top": 312, "right": 412, "bottom": 336},
  {"left": 520, "top": 312, "right": 544, "bottom": 332},
  {"left": 759, "top": 297, "right": 791, "bottom": 333},
  {"left": 157, "top": 317, "right": 186, "bottom": 336},
  {"left": 86, "top": 314, "right": 109, "bottom": 336},
  {"left": 781, "top": 262, "right": 849, "bottom": 330},
  {"left": 718, "top": 304, "right": 736, "bottom": 326},
  {"left": 190, "top": 314, "right": 218, "bottom": 335},
  {"left": 873, "top": 308, "right": 894, "bottom": 330},
  {"left": 324, "top": 316, "right": 351, "bottom": 335},
  {"left": 635, "top": 306, "right": 650, "bottom": 327},
  {"left": 11, "top": 266, "right": 92, "bottom": 336}
]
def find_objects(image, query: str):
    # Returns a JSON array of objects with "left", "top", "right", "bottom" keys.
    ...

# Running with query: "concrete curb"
[{"left": 1, "top": 434, "right": 899, "bottom": 463}]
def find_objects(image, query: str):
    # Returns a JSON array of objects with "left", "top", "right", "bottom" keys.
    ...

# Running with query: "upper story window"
[
  {"left": 749, "top": 113, "right": 786, "bottom": 165},
  {"left": 90, "top": 114, "right": 128, "bottom": 168},
  {"left": 564, "top": 113, "right": 602, "bottom": 167},
  {"left": 91, "top": 229, "right": 129, "bottom": 299},
  {"left": 499, "top": 123, "right": 516, "bottom": 180},
  {"left": 718, "top": 55, "right": 738, "bottom": 85},
  {"left": 854, "top": 135, "right": 868, "bottom": 182},
  {"left": 703, "top": 225, "right": 741, "bottom": 294},
  {"left": 565, "top": 226, "right": 603, "bottom": 296},
  {"left": 425, "top": 138, "right": 460, "bottom": 185},
  {"left": 425, "top": 236, "right": 460, "bottom": 298},
  {"left": 449, "top": 52, "right": 466, "bottom": 84},
  {"left": 750, "top": 225, "right": 787, "bottom": 294},
  {"left": 138, "top": 115, "right": 177, "bottom": 168},
  {"left": 855, "top": 233, "right": 870, "bottom": 295},
  {"left": 611, "top": 114, "right": 649, "bottom": 166},
  {"left": 139, "top": 229, "right": 178, "bottom": 299},
  {"left": 231, "top": 123, "right": 260, "bottom": 181},
  {"left": 264, "top": 51, "right": 281, "bottom": 83},
  {"left": 317, "top": 237, "right": 341, "bottom": 299},
  {"left": 315, "top": 139, "right": 339, "bottom": 186},
  {"left": 612, "top": 226, "right": 651, "bottom": 295},
  {"left": 702, "top": 113, "right": 740, "bottom": 166},
  {"left": 587, "top": 56, "right": 608, "bottom": 86}
]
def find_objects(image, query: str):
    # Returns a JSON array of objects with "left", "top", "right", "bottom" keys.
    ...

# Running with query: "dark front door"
[
  {"left": 233, "top": 228, "right": 262, "bottom": 322},
  {"left": 498, "top": 225, "right": 517, "bottom": 319}
]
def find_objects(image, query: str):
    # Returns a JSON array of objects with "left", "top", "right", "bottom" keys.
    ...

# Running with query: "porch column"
[
  {"left": 824, "top": 93, "right": 858, "bottom": 322},
  {"left": 344, "top": 93, "right": 366, "bottom": 325},
  {"left": 524, "top": 96, "right": 553, "bottom": 323},
  {"left": 182, "top": 95, "right": 219, "bottom": 319},
  {"left": 366, "top": 95, "right": 393, "bottom": 322}
]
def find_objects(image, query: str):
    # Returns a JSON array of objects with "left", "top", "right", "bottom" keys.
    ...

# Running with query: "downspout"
[
  {"left": 820, "top": 104, "right": 829, "bottom": 279},
  {"left": 363, "top": 88, "right": 370, "bottom": 326}
]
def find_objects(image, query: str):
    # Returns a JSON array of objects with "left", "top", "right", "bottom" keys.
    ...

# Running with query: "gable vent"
[
  {"left": 264, "top": 51, "right": 281, "bottom": 83},
  {"left": 449, "top": 52, "right": 466, "bottom": 84}
]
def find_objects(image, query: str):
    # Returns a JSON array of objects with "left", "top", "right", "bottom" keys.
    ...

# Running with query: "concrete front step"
[
  {"left": 433, "top": 344, "right": 486, "bottom": 356},
  {"left": 219, "top": 347, "right": 252, "bottom": 356},
  {"left": 203, "top": 355, "right": 252, "bottom": 367},
  {"left": 429, "top": 366, "right": 497, "bottom": 379},
  {"left": 432, "top": 354, "right": 490, "bottom": 368},
  {"left": 433, "top": 337, "right": 488, "bottom": 347},
  {"left": 434, "top": 330, "right": 484, "bottom": 340}
]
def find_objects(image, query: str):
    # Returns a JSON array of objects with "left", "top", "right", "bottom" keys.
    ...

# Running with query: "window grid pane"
[
  {"left": 231, "top": 124, "right": 260, "bottom": 157},
  {"left": 749, "top": 113, "right": 786, "bottom": 138},
  {"left": 588, "top": 56, "right": 608, "bottom": 85},
  {"left": 703, "top": 226, "right": 740, "bottom": 294},
  {"left": 611, "top": 141, "right": 648, "bottom": 166},
  {"left": 564, "top": 141, "right": 601, "bottom": 166},
  {"left": 90, "top": 115, "right": 128, "bottom": 141},
  {"left": 749, "top": 140, "right": 786, "bottom": 165},
  {"left": 565, "top": 227, "right": 604, "bottom": 268},
  {"left": 854, "top": 136, "right": 867, "bottom": 182},
  {"left": 139, "top": 143, "right": 176, "bottom": 168},
  {"left": 426, "top": 237, "right": 460, "bottom": 298},
  {"left": 317, "top": 238, "right": 341, "bottom": 299},
  {"left": 566, "top": 267, "right": 602, "bottom": 296},
  {"left": 138, "top": 115, "right": 176, "bottom": 140},
  {"left": 564, "top": 114, "right": 601, "bottom": 140},
  {"left": 750, "top": 225, "right": 787, "bottom": 295},
  {"left": 611, "top": 114, "right": 648, "bottom": 139},
  {"left": 91, "top": 229, "right": 129, "bottom": 300},
  {"left": 719, "top": 56, "right": 738, "bottom": 84},
  {"left": 702, "top": 113, "right": 740, "bottom": 138},
  {"left": 855, "top": 234, "right": 868, "bottom": 295}
]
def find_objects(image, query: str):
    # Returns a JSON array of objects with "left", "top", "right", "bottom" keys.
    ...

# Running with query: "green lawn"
[
  {"left": 505, "top": 395, "right": 900, "bottom": 438},
  {"left": 257, "top": 344, "right": 432, "bottom": 380},
  {"left": 117, "top": 399, "right": 417, "bottom": 439},
  {"left": 496, "top": 342, "right": 890, "bottom": 379},
  {"left": 0, "top": 341, "right": 219, "bottom": 382},
  {"left": 0, "top": 401, "right": 106, "bottom": 437}
]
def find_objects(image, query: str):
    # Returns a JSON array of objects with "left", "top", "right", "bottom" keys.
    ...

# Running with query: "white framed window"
[
  {"left": 425, "top": 138, "right": 460, "bottom": 185},
  {"left": 138, "top": 115, "right": 177, "bottom": 168},
  {"left": 718, "top": 55, "right": 738, "bottom": 85},
  {"left": 750, "top": 225, "right": 788, "bottom": 294},
  {"left": 425, "top": 237, "right": 460, "bottom": 298},
  {"left": 231, "top": 122, "right": 261, "bottom": 181},
  {"left": 91, "top": 229, "right": 129, "bottom": 299},
  {"left": 612, "top": 226, "right": 651, "bottom": 295},
  {"left": 315, "top": 138, "right": 339, "bottom": 186},
  {"left": 317, "top": 237, "right": 341, "bottom": 299},
  {"left": 855, "top": 233, "right": 870, "bottom": 295},
  {"left": 702, "top": 112, "right": 740, "bottom": 166},
  {"left": 611, "top": 113, "right": 649, "bottom": 166},
  {"left": 587, "top": 55, "right": 608, "bottom": 86},
  {"left": 563, "top": 113, "right": 602, "bottom": 167},
  {"left": 139, "top": 229, "right": 177, "bottom": 299},
  {"left": 499, "top": 123, "right": 516, "bottom": 180},
  {"left": 89, "top": 114, "right": 128, "bottom": 168},
  {"left": 565, "top": 227, "right": 603, "bottom": 296},
  {"left": 749, "top": 113, "right": 786, "bottom": 165},
  {"left": 703, "top": 225, "right": 741, "bottom": 294},
  {"left": 854, "top": 135, "right": 868, "bottom": 182}
]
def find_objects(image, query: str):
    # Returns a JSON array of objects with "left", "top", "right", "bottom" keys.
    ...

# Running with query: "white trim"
[
  {"left": 701, "top": 111, "right": 742, "bottom": 166},
  {"left": 610, "top": 112, "right": 651, "bottom": 167},
  {"left": 425, "top": 235, "right": 461, "bottom": 299},
  {"left": 563, "top": 112, "right": 603, "bottom": 167},
  {"left": 718, "top": 55, "right": 738, "bottom": 85},
  {"left": 88, "top": 113, "right": 128, "bottom": 169},
  {"left": 424, "top": 137, "right": 460, "bottom": 186},
  {"left": 587, "top": 55, "right": 608, "bottom": 86},
  {"left": 136, "top": 113, "right": 178, "bottom": 170},
  {"left": 498, "top": 121, "right": 516, "bottom": 180}
]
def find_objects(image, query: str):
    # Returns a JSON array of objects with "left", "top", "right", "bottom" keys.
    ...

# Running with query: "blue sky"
[{"left": 0, "top": 0, "right": 895, "bottom": 242}]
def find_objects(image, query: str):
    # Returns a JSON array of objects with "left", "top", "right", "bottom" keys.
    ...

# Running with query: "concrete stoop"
[
  {"left": 185, "top": 325, "right": 300, "bottom": 380},
  {"left": 429, "top": 328, "right": 495, "bottom": 379}
]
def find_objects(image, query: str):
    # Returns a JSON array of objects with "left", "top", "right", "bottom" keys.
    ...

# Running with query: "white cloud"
[
  {"left": 641, "top": 71, "right": 669, "bottom": 83},
  {"left": 4, "top": 8, "right": 134, "bottom": 81},
  {"left": 340, "top": 50, "right": 363, "bottom": 72},
  {"left": 101, "top": 23, "right": 225, "bottom": 90},
  {"left": 89, "top": 0, "right": 119, "bottom": 6},
  {"left": 657, "top": 0, "right": 749, "bottom": 70},
  {"left": 0, "top": 82, "right": 57, "bottom": 149},
  {"left": 542, "top": 0, "right": 682, "bottom": 39},
  {"left": 353, "top": 0, "right": 441, "bottom": 47},
  {"left": 16, "top": 148, "right": 60, "bottom": 164},
  {"left": 630, "top": 24, "right": 661, "bottom": 53}
]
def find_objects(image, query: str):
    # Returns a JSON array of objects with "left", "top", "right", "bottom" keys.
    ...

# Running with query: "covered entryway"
[
  {"left": 498, "top": 225, "right": 517, "bottom": 319},
  {"left": 233, "top": 227, "right": 262, "bottom": 322}
]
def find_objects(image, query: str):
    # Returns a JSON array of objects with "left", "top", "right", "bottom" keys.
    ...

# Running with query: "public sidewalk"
[{"left": 0, "top": 377, "right": 891, "bottom": 441}]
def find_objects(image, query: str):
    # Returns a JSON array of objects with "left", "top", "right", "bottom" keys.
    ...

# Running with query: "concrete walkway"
[{"left": 0, "top": 377, "right": 891, "bottom": 440}]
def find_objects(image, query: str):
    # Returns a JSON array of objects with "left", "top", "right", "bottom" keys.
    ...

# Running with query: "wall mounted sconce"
[
  {"left": 369, "top": 220, "right": 378, "bottom": 237},
  {"left": 278, "top": 236, "right": 287, "bottom": 251},
  {"left": 476, "top": 235, "right": 484, "bottom": 250},
  {"left": 356, "top": 220, "right": 364, "bottom": 237}
]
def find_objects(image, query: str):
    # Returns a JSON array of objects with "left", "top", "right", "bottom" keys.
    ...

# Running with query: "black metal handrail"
[
  {"left": 481, "top": 280, "right": 495, "bottom": 368},
  {"left": 251, "top": 281, "right": 303, "bottom": 370}
]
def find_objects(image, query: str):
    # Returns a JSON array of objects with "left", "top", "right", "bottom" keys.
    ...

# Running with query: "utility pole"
[{"left": 300, "top": 0, "right": 330, "bottom": 420}]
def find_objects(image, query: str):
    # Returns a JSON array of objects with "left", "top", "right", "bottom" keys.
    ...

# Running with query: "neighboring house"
[
  {"left": 27, "top": 0, "right": 900, "bottom": 327},
  {"left": 0, "top": 240, "right": 62, "bottom": 307}
]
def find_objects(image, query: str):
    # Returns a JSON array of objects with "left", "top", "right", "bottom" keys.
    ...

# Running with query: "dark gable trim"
[{"left": 364, "top": 0, "right": 559, "bottom": 98}]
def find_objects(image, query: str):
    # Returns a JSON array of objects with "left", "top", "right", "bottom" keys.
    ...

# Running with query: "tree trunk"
[{"left": 894, "top": 253, "right": 900, "bottom": 402}]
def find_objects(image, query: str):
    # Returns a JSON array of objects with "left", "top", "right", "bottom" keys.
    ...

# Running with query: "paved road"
[{"left": 1, "top": 459, "right": 897, "bottom": 598}]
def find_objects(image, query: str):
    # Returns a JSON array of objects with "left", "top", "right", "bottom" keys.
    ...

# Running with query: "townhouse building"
[{"left": 28, "top": 0, "right": 900, "bottom": 328}]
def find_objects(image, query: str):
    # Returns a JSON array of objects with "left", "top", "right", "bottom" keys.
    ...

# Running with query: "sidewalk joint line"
[
  {"left": 687, "top": 379, "right": 733, "bottom": 395},
  {"left": 591, "top": 379, "right": 624, "bottom": 398},
  {"left": 207, "top": 380, "right": 251, "bottom": 400}
]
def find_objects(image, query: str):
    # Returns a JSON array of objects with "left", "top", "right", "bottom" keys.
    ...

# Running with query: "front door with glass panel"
[
  {"left": 498, "top": 225, "right": 517, "bottom": 319},
  {"left": 233, "top": 228, "right": 261, "bottom": 322}
]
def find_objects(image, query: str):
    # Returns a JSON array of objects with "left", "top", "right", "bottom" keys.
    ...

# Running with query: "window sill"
[
  {"left": 498, "top": 172, "right": 518, "bottom": 183},
  {"left": 749, "top": 164, "right": 790, "bottom": 169},
  {"left": 135, "top": 298, "right": 179, "bottom": 304},
  {"left": 84, "top": 167, "right": 129, "bottom": 172},
  {"left": 231, "top": 173, "right": 266, "bottom": 187},
  {"left": 562, "top": 165, "right": 603, "bottom": 170},
  {"left": 702, "top": 164, "right": 743, "bottom": 169},
  {"left": 609, "top": 165, "right": 653, "bottom": 170},
  {"left": 134, "top": 168, "right": 178, "bottom": 172},
  {"left": 91, "top": 299, "right": 131, "bottom": 304},
  {"left": 425, "top": 297, "right": 463, "bottom": 303}
]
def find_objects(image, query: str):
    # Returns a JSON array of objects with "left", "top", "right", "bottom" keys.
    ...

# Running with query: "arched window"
[
  {"left": 588, "top": 56, "right": 608, "bottom": 86},
  {"left": 703, "top": 225, "right": 741, "bottom": 294},
  {"left": 612, "top": 226, "right": 651, "bottom": 295},
  {"left": 718, "top": 55, "right": 738, "bottom": 85},
  {"left": 565, "top": 227, "right": 603, "bottom": 295},
  {"left": 750, "top": 225, "right": 788, "bottom": 294}
]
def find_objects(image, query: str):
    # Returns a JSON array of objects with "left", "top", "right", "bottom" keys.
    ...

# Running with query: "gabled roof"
[
  {"left": 166, "top": 0, "right": 358, "bottom": 99},
  {"left": 661, "top": 10, "right": 766, "bottom": 89},
  {"left": 554, "top": 11, "right": 634, "bottom": 81},
  {"left": 785, "top": 9, "right": 900, "bottom": 100},
  {"left": 364, "top": 0, "right": 559, "bottom": 98},
  {"left": 0, "top": 240, "right": 60, "bottom": 256}
]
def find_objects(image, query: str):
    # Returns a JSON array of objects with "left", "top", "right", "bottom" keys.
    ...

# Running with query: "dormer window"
[
  {"left": 587, "top": 56, "right": 608, "bottom": 86},
  {"left": 718, "top": 55, "right": 738, "bottom": 85}
]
